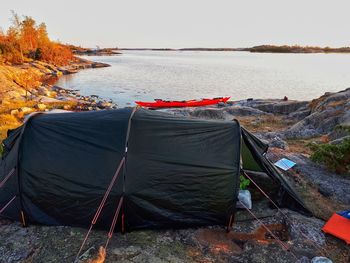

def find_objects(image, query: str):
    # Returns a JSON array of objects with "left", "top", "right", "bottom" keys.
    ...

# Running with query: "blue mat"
[{"left": 337, "top": 209, "right": 350, "bottom": 220}]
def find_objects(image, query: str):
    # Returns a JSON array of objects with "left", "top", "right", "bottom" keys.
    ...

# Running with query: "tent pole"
[
  {"left": 74, "top": 156, "right": 125, "bottom": 262},
  {"left": 0, "top": 168, "right": 15, "bottom": 188},
  {"left": 226, "top": 214, "right": 235, "bottom": 233},
  {"left": 121, "top": 106, "right": 139, "bottom": 235},
  {"left": 0, "top": 195, "right": 16, "bottom": 214},
  {"left": 104, "top": 196, "right": 124, "bottom": 250}
]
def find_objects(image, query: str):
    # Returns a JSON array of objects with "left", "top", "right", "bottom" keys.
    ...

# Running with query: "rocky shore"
[
  {"left": 0, "top": 62, "right": 349, "bottom": 262},
  {"left": 0, "top": 57, "right": 115, "bottom": 139}
]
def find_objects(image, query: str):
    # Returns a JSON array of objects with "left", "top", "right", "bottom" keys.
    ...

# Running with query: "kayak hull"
[{"left": 135, "top": 97, "right": 230, "bottom": 108}]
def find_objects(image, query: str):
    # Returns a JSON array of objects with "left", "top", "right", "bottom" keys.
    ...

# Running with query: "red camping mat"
[{"left": 322, "top": 213, "right": 350, "bottom": 244}]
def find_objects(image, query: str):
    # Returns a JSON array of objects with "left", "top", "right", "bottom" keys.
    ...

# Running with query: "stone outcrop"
[
  {"left": 237, "top": 99, "right": 309, "bottom": 115},
  {"left": 283, "top": 88, "right": 350, "bottom": 139},
  {"left": 166, "top": 89, "right": 350, "bottom": 143}
]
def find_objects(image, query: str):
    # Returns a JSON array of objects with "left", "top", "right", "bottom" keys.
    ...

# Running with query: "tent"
[{"left": 0, "top": 108, "right": 310, "bottom": 231}]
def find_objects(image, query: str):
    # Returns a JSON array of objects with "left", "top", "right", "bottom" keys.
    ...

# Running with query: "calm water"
[{"left": 56, "top": 51, "right": 350, "bottom": 107}]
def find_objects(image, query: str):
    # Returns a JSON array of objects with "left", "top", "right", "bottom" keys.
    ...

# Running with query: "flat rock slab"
[
  {"left": 269, "top": 152, "right": 350, "bottom": 205},
  {"left": 1, "top": 206, "right": 347, "bottom": 263}
]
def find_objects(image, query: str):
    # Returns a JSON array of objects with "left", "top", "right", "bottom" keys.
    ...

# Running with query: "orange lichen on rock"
[
  {"left": 86, "top": 247, "right": 106, "bottom": 263},
  {"left": 194, "top": 229, "right": 243, "bottom": 255}
]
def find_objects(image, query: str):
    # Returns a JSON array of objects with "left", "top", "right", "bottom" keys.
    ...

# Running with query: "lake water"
[{"left": 56, "top": 51, "right": 350, "bottom": 107}]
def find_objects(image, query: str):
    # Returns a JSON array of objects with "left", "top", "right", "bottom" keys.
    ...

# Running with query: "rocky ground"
[
  {"left": 0, "top": 61, "right": 349, "bottom": 262},
  {"left": 0, "top": 58, "right": 115, "bottom": 140}
]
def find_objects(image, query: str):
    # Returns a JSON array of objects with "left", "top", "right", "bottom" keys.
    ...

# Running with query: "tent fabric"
[
  {"left": 241, "top": 128, "right": 310, "bottom": 215},
  {"left": 0, "top": 108, "right": 241, "bottom": 230},
  {"left": 0, "top": 108, "right": 310, "bottom": 231}
]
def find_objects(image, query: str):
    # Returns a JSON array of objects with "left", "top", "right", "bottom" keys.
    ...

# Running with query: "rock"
[
  {"left": 217, "top": 102, "right": 226, "bottom": 107},
  {"left": 329, "top": 135, "right": 350, "bottom": 145},
  {"left": 241, "top": 241, "right": 295, "bottom": 263},
  {"left": 287, "top": 109, "right": 311, "bottom": 121},
  {"left": 328, "top": 125, "right": 350, "bottom": 141},
  {"left": 7, "top": 90, "right": 25, "bottom": 99},
  {"left": 97, "top": 101, "right": 113, "bottom": 108},
  {"left": 284, "top": 88, "right": 350, "bottom": 139},
  {"left": 34, "top": 103, "right": 46, "bottom": 111},
  {"left": 19, "top": 107, "right": 34, "bottom": 114},
  {"left": 37, "top": 86, "right": 56, "bottom": 98},
  {"left": 189, "top": 108, "right": 225, "bottom": 119},
  {"left": 91, "top": 62, "right": 111, "bottom": 68},
  {"left": 193, "top": 228, "right": 243, "bottom": 255},
  {"left": 36, "top": 96, "right": 62, "bottom": 103},
  {"left": 296, "top": 256, "right": 311, "bottom": 263},
  {"left": 280, "top": 210, "right": 326, "bottom": 248},
  {"left": 60, "top": 68, "right": 79, "bottom": 75},
  {"left": 257, "top": 132, "right": 288, "bottom": 150},
  {"left": 269, "top": 136, "right": 288, "bottom": 149},
  {"left": 10, "top": 109, "right": 19, "bottom": 116},
  {"left": 311, "top": 256, "right": 333, "bottom": 263},
  {"left": 37, "top": 86, "right": 49, "bottom": 96},
  {"left": 317, "top": 187, "right": 333, "bottom": 198},
  {"left": 77, "top": 246, "right": 98, "bottom": 262},
  {"left": 112, "top": 246, "right": 141, "bottom": 258},
  {"left": 254, "top": 100, "right": 309, "bottom": 115},
  {"left": 225, "top": 106, "right": 273, "bottom": 117},
  {"left": 284, "top": 123, "right": 321, "bottom": 139},
  {"left": 272, "top": 152, "right": 350, "bottom": 205}
]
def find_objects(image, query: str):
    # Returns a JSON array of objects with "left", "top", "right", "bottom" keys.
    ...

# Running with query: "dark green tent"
[{"left": 0, "top": 108, "right": 309, "bottom": 231}]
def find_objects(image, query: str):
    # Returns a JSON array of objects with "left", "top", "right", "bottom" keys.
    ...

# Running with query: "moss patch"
[{"left": 308, "top": 139, "right": 350, "bottom": 176}]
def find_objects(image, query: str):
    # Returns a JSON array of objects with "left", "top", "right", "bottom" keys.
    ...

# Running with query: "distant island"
[
  {"left": 121, "top": 45, "right": 350, "bottom": 53},
  {"left": 69, "top": 45, "right": 122, "bottom": 56},
  {"left": 246, "top": 45, "right": 350, "bottom": 53}
]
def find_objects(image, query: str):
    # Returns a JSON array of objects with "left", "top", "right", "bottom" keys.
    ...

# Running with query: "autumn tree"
[
  {"left": 21, "top": 16, "right": 37, "bottom": 52},
  {"left": 13, "top": 69, "right": 41, "bottom": 100},
  {"left": 9, "top": 10, "right": 24, "bottom": 63},
  {"left": 0, "top": 11, "right": 73, "bottom": 66}
]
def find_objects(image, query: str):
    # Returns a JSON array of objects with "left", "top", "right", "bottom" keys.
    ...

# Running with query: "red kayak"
[{"left": 135, "top": 97, "right": 230, "bottom": 108}]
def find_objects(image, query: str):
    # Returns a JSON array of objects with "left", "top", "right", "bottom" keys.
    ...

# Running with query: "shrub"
[
  {"left": 240, "top": 175, "right": 250, "bottom": 190},
  {"left": 308, "top": 139, "right": 350, "bottom": 176}
]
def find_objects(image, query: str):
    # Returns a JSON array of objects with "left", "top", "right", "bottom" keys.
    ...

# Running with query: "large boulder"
[
  {"left": 19, "top": 107, "right": 34, "bottom": 114},
  {"left": 256, "top": 132, "right": 288, "bottom": 150},
  {"left": 284, "top": 88, "right": 350, "bottom": 138},
  {"left": 254, "top": 100, "right": 309, "bottom": 115},
  {"left": 34, "top": 103, "right": 47, "bottom": 111},
  {"left": 189, "top": 108, "right": 225, "bottom": 120},
  {"left": 224, "top": 106, "right": 273, "bottom": 117},
  {"left": 287, "top": 108, "right": 311, "bottom": 121}
]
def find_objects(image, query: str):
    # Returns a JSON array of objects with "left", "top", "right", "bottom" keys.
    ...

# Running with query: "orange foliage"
[
  {"left": 0, "top": 12, "right": 73, "bottom": 66},
  {"left": 39, "top": 42, "right": 73, "bottom": 65}
]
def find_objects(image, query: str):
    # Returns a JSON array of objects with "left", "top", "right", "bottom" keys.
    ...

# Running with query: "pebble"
[{"left": 311, "top": 257, "right": 333, "bottom": 263}]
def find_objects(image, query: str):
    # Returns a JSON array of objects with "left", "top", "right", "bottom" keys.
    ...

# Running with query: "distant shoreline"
[{"left": 120, "top": 45, "right": 350, "bottom": 54}]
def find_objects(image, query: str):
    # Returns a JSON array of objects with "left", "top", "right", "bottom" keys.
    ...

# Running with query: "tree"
[
  {"left": 14, "top": 69, "right": 41, "bottom": 100},
  {"left": 0, "top": 11, "right": 73, "bottom": 65},
  {"left": 9, "top": 10, "right": 24, "bottom": 63},
  {"left": 21, "top": 16, "right": 38, "bottom": 52},
  {"left": 37, "top": 23, "right": 49, "bottom": 46}
]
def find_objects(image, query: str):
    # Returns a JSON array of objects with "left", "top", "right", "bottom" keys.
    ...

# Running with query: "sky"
[{"left": 0, "top": 0, "right": 349, "bottom": 48}]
